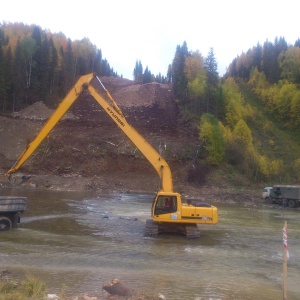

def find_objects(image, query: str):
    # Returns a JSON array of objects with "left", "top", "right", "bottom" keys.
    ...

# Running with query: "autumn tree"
[
  {"left": 199, "top": 113, "right": 225, "bottom": 165},
  {"left": 222, "top": 77, "right": 244, "bottom": 128},
  {"left": 233, "top": 119, "right": 253, "bottom": 151},
  {"left": 73, "top": 37, "right": 96, "bottom": 76},
  {"left": 279, "top": 47, "right": 300, "bottom": 84},
  {"left": 184, "top": 50, "right": 206, "bottom": 114}
]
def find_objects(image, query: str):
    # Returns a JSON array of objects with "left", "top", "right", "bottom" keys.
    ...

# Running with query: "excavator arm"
[{"left": 7, "top": 73, "right": 173, "bottom": 192}]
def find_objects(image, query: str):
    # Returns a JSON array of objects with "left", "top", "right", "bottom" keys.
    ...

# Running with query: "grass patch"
[{"left": 0, "top": 274, "right": 46, "bottom": 300}]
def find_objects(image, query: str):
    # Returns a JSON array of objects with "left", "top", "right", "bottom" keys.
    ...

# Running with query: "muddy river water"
[{"left": 1, "top": 188, "right": 300, "bottom": 299}]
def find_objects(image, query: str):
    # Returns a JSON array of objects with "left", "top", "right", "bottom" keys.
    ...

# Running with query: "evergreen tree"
[
  {"left": 12, "top": 39, "right": 24, "bottom": 111},
  {"left": 204, "top": 48, "right": 220, "bottom": 116},
  {"left": 272, "top": 36, "right": 288, "bottom": 82},
  {"left": 133, "top": 60, "right": 143, "bottom": 81},
  {"left": 294, "top": 39, "right": 300, "bottom": 47},
  {"left": 0, "top": 22, "right": 122, "bottom": 112},
  {"left": 19, "top": 36, "right": 36, "bottom": 104},
  {"left": 143, "top": 66, "right": 152, "bottom": 83},
  {"left": 260, "top": 37, "right": 286, "bottom": 83},
  {"left": 31, "top": 26, "right": 44, "bottom": 102},
  {"left": 172, "top": 41, "right": 189, "bottom": 103},
  {"left": 155, "top": 73, "right": 162, "bottom": 83},
  {"left": 3, "top": 46, "right": 13, "bottom": 111},
  {"left": 167, "top": 64, "right": 172, "bottom": 83},
  {"left": 61, "top": 38, "right": 75, "bottom": 92},
  {"left": 39, "top": 35, "right": 51, "bottom": 102},
  {"left": 48, "top": 37, "right": 58, "bottom": 99},
  {"left": 253, "top": 43, "right": 262, "bottom": 72},
  {"left": 94, "top": 49, "right": 102, "bottom": 76}
]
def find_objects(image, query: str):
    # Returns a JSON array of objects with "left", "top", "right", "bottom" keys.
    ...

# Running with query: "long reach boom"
[{"left": 7, "top": 73, "right": 173, "bottom": 192}]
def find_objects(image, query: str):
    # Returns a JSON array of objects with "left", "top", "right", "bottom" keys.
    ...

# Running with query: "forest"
[
  {"left": 0, "top": 22, "right": 117, "bottom": 112},
  {"left": 169, "top": 38, "right": 300, "bottom": 185},
  {"left": 0, "top": 22, "right": 299, "bottom": 184}
]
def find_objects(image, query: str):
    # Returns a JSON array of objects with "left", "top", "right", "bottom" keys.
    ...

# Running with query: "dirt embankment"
[{"left": 0, "top": 76, "right": 260, "bottom": 203}]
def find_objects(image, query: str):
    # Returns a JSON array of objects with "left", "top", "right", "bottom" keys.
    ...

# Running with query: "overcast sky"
[{"left": 1, "top": 0, "right": 299, "bottom": 80}]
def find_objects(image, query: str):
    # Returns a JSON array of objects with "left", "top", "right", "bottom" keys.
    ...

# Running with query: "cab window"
[{"left": 154, "top": 195, "right": 177, "bottom": 214}]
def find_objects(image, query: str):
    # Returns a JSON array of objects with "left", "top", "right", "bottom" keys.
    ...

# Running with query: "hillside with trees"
[
  {"left": 227, "top": 36, "right": 300, "bottom": 131},
  {"left": 164, "top": 39, "right": 300, "bottom": 185},
  {"left": 0, "top": 22, "right": 117, "bottom": 113},
  {"left": 0, "top": 22, "right": 299, "bottom": 189}
]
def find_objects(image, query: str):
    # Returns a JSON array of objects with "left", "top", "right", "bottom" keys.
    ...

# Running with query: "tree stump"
[{"left": 102, "top": 278, "right": 132, "bottom": 296}]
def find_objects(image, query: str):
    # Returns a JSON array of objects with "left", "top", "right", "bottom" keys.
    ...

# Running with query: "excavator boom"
[
  {"left": 7, "top": 73, "right": 173, "bottom": 192},
  {"left": 7, "top": 74, "right": 94, "bottom": 176}
]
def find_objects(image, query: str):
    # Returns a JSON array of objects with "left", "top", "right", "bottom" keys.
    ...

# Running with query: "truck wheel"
[
  {"left": 11, "top": 213, "right": 19, "bottom": 228},
  {"left": 0, "top": 217, "right": 12, "bottom": 231},
  {"left": 288, "top": 199, "right": 297, "bottom": 208},
  {"left": 265, "top": 197, "right": 273, "bottom": 204}
]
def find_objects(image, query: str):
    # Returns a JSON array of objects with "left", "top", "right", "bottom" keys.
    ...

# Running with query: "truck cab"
[{"left": 262, "top": 187, "right": 272, "bottom": 200}]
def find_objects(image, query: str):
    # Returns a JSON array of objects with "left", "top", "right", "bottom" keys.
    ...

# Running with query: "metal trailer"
[{"left": 0, "top": 196, "right": 26, "bottom": 231}]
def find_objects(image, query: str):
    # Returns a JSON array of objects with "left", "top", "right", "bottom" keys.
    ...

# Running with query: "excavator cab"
[
  {"left": 153, "top": 195, "right": 177, "bottom": 215},
  {"left": 146, "top": 191, "right": 218, "bottom": 237}
]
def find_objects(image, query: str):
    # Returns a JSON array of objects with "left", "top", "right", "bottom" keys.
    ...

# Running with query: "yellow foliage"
[
  {"left": 263, "top": 121, "right": 272, "bottom": 133},
  {"left": 199, "top": 115, "right": 225, "bottom": 165},
  {"left": 258, "top": 155, "right": 269, "bottom": 177},
  {"left": 222, "top": 77, "right": 246, "bottom": 128},
  {"left": 233, "top": 119, "right": 253, "bottom": 150},
  {"left": 268, "top": 139, "right": 275, "bottom": 146},
  {"left": 184, "top": 51, "right": 205, "bottom": 81},
  {"left": 294, "top": 158, "right": 300, "bottom": 168},
  {"left": 269, "top": 160, "right": 283, "bottom": 176}
]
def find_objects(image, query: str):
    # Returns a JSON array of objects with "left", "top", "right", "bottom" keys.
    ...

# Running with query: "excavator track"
[
  {"left": 183, "top": 224, "right": 201, "bottom": 238},
  {"left": 144, "top": 220, "right": 200, "bottom": 238},
  {"left": 144, "top": 219, "right": 159, "bottom": 237}
]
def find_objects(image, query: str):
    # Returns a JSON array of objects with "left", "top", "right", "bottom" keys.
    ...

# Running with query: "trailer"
[
  {"left": 0, "top": 196, "right": 26, "bottom": 231},
  {"left": 269, "top": 185, "right": 300, "bottom": 208}
]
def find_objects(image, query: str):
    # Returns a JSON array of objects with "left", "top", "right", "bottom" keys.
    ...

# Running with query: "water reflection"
[{"left": 0, "top": 189, "right": 299, "bottom": 299}]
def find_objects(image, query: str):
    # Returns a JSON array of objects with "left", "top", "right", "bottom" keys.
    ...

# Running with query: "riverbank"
[
  {"left": 0, "top": 270, "right": 162, "bottom": 300},
  {"left": 1, "top": 172, "right": 262, "bottom": 206}
]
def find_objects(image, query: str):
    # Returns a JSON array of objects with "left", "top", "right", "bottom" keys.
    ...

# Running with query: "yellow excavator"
[{"left": 7, "top": 73, "right": 218, "bottom": 238}]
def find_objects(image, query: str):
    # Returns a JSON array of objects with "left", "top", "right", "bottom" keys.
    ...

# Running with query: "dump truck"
[
  {"left": 267, "top": 185, "right": 300, "bottom": 208},
  {"left": 0, "top": 196, "right": 26, "bottom": 230}
]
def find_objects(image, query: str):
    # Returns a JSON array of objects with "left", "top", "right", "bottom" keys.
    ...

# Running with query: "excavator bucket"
[
  {"left": 0, "top": 173, "right": 9, "bottom": 185},
  {"left": 0, "top": 173, "right": 31, "bottom": 186}
]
